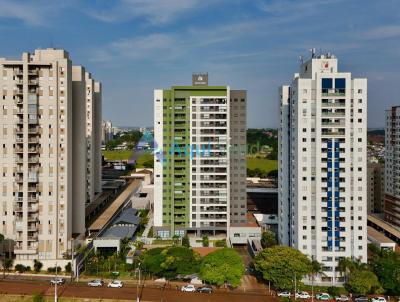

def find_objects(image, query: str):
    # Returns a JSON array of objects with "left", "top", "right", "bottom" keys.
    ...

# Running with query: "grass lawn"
[
  {"left": 247, "top": 156, "right": 278, "bottom": 174},
  {"left": 102, "top": 150, "right": 133, "bottom": 161},
  {"left": 136, "top": 151, "right": 153, "bottom": 168}
]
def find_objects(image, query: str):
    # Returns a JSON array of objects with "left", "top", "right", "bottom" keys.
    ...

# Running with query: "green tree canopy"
[
  {"left": 370, "top": 249, "right": 400, "bottom": 295},
  {"left": 345, "top": 270, "right": 383, "bottom": 295},
  {"left": 199, "top": 248, "right": 244, "bottom": 288},
  {"left": 140, "top": 246, "right": 200, "bottom": 279},
  {"left": 254, "top": 246, "right": 313, "bottom": 290},
  {"left": 260, "top": 230, "right": 277, "bottom": 248}
]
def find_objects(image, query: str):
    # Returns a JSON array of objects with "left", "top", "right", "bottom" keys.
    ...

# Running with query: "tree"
[
  {"left": 260, "top": 230, "right": 277, "bottom": 248},
  {"left": 140, "top": 247, "right": 166, "bottom": 276},
  {"left": 370, "top": 249, "right": 400, "bottom": 295},
  {"left": 3, "top": 258, "right": 13, "bottom": 272},
  {"left": 182, "top": 235, "right": 190, "bottom": 247},
  {"left": 65, "top": 262, "right": 72, "bottom": 274},
  {"left": 33, "top": 260, "right": 43, "bottom": 273},
  {"left": 202, "top": 235, "right": 209, "bottom": 247},
  {"left": 254, "top": 246, "right": 313, "bottom": 290},
  {"left": 345, "top": 270, "right": 382, "bottom": 295},
  {"left": 140, "top": 246, "right": 200, "bottom": 279},
  {"left": 309, "top": 260, "right": 323, "bottom": 299},
  {"left": 200, "top": 248, "right": 244, "bottom": 288}
]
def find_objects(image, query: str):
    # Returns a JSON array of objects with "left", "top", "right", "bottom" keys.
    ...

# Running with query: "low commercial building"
[
  {"left": 367, "top": 226, "right": 396, "bottom": 252},
  {"left": 93, "top": 208, "right": 141, "bottom": 254}
]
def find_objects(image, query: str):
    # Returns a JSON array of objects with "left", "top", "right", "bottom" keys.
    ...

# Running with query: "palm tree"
[{"left": 309, "top": 260, "right": 323, "bottom": 302}]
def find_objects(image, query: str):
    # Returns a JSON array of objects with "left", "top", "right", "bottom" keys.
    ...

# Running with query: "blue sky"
[{"left": 0, "top": 0, "right": 399, "bottom": 128}]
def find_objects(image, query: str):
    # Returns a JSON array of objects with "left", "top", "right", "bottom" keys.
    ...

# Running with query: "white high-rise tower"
[{"left": 278, "top": 52, "right": 367, "bottom": 284}]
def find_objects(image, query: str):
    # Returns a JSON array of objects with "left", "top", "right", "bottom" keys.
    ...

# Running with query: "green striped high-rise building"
[{"left": 153, "top": 74, "right": 247, "bottom": 238}]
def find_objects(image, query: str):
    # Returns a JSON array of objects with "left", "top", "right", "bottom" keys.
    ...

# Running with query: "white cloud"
[
  {"left": 0, "top": 0, "right": 70, "bottom": 26},
  {"left": 86, "top": 0, "right": 215, "bottom": 25},
  {"left": 91, "top": 33, "right": 180, "bottom": 62},
  {"left": 358, "top": 25, "right": 400, "bottom": 40}
]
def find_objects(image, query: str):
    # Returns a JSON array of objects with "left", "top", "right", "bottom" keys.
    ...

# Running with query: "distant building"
[
  {"left": 384, "top": 106, "right": 400, "bottom": 227},
  {"left": 279, "top": 52, "right": 367, "bottom": 284},
  {"left": 367, "top": 162, "right": 384, "bottom": 213},
  {"left": 102, "top": 120, "right": 113, "bottom": 144}
]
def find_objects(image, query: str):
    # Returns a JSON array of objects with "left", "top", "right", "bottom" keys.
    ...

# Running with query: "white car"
[
  {"left": 296, "top": 291, "right": 311, "bottom": 299},
  {"left": 50, "top": 278, "right": 65, "bottom": 285},
  {"left": 335, "top": 295, "right": 350, "bottom": 301},
  {"left": 88, "top": 279, "right": 104, "bottom": 287},
  {"left": 278, "top": 292, "right": 292, "bottom": 297},
  {"left": 107, "top": 280, "right": 123, "bottom": 288},
  {"left": 372, "top": 298, "right": 387, "bottom": 302},
  {"left": 181, "top": 284, "right": 196, "bottom": 292}
]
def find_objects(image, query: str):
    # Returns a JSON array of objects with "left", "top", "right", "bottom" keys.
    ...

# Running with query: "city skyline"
[{"left": 0, "top": 0, "right": 399, "bottom": 128}]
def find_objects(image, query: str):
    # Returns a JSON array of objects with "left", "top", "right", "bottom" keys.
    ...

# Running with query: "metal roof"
[{"left": 101, "top": 225, "right": 138, "bottom": 239}]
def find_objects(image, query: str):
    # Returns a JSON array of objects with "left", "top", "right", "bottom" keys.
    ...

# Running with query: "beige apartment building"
[
  {"left": 84, "top": 73, "right": 102, "bottom": 204},
  {"left": 0, "top": 49, "right": 101, "bottom": 262}
]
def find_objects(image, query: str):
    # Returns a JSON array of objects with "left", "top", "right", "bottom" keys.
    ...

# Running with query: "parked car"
[
  {"left": 50, "top": 278, "right": 65, "bottom": 285},
  {"left": 88, "top": 279, "right": 104, "bottom": 287},
  {"left": 296, "top": 291, "right": 311, "bottom": 299},
  {"left": 278, "top": 292, "right": 292, "bottom": 297},
  {"left": 372, "top": 298, "right": 387, "bottom": 302},
  {"left": 197, "top": 286, "right": 213, "bottom": 293},
  {"left": 354, "top": 296, "right": 369, "bottom": 302},
  {"left": 316, "top": 293, "right": 332, "bottom": 300},
  {"left": 335, "top": 295, "right": 350, "bottom": 301},
  {"left": 107, "top": 280, "right": 123, "bottom": 288},
  {"left": 181, "top": 284, "right": 196, "bottom": 292}
]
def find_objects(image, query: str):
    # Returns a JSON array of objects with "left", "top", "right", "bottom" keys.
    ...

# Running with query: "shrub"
[
  {"left": 65, "top": 262, "right": 72, "bottom": 273},
  {"left": 33, "top": 260, "right": 43, "bottom": 272},
  {"left": 327, "top": 286, "right": 341, "bottom": 297},
  {"left": 32, "top": 293, "right": 44, "bottom": 302},
  {"left": 214, "top": 239, "right": 227, "bottom": 247},
  {"left": 15, "top": 264, "right": 27, "bottom": 273},
  {"left": 202, "top": 235, "right": 209, "bottom": 247}
]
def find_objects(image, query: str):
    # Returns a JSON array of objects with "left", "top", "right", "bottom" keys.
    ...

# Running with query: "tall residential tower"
[
  {"left": 153, "top": 74, "right": 247, "bottom": 239},
  {"left": 0, "top": 49, "right": 101, "bottom": 262},
  {"left": 279, "top": 53, "right": 367, "bottom": 284},
  {"left": 384, "top": 106, "right": 400, "bottom": 227}
]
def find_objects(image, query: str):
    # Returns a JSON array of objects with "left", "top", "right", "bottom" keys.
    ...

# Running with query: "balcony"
[
  {"left": 321, "top": 102, "right": 345, "bottom": 107},
  {"left": 28, "top": 79, "right": 38, "bottom": 85},
  {"left": 28, "top": 157, "right": 39, "bottom": 164},
  {"left": 15, "top": 176, "right": 23, "bottom": 183},
  {"left": 14, "top": 147, "right": 23, "bottom": 153},
  {"left": 14, "top": 128, "right": 24, "bottom": 134},
  {"left": 27, "top": 235, "right": 38, "bottom": 241},
  {"left": 27, "top": 215, "right": 38, "bottom": 222},
  {"left": 28, "top": 137, "right": 39, "bottom": 143},
  {"left": 13, "top": 205, "right": 23, "bottom": 212},
  {"left": 28, "top": 70, "right": 38, "bottom": 76},
  {"left": 28, "top": 147, "right": 39, "bottom": 153},
  {"left": 27, "top": 185, "right": 38, "bottom": 192},
  {"left": 322, "top": 88, "right": 345, "bottom": 96},
  {"left": 28, "top": 127, "right": 39, "bottom": 134}
]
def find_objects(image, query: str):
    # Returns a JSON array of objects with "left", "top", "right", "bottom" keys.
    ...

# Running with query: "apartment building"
[
  {"left": 102, "top": 120, "right": 114, "bottom": 144},
  {"left": 367, "top": 161, "right": 384, "bottom": 214},
  {"left": 0, "top": 49, "right": 101, "bottom": 262},
  {"left": 153, "top": 74, "right": 248, "bottom": 239},
  {"left": 84, "top": 73, "right": 102, "bottom": 204},
  {"left": 384, "top": 106, "right": 400, "bottom": 227},
  {"left": 279, "top": 52, "right": 367, "bottom": 284}
]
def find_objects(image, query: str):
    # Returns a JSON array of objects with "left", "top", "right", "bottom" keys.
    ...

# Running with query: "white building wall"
[
  {"left": 279, "top": 54, "right": 367, "bottom": 284},
  {"left": 153, "top": 90, "right": 164, "bottom": 227}
]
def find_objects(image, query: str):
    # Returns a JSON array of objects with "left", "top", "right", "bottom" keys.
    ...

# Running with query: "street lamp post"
[
  {"left": 136, "top": 263, "right": 141, "bottom": 302},
  {"left": 54, "top": 261, "right": 58, "bottom": 302}
]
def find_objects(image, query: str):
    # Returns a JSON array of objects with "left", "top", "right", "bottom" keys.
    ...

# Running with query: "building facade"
[
  {"left": 153, "top": 75, "right": 247, "bottom": 238},
  {"left": 102, "top": 120, "right": 113, "bottom": 144},
  {"left": 0, "top": 49, "right": 101, "bottom": 262},
  {"left": 384, "top": 106, "right": 400, "bottom": 227},
  {"left": 367, "top": 161, "right": 384, "bottom": 214},
  {"left": 279, "top": 53, "right": 368, "bottom": 284}
]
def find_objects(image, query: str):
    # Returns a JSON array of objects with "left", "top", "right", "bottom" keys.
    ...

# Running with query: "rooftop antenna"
[
  {"left": 309, "top": 48, "right": 316, "bottom": 58},
  {"left": 299, "top": 55, "right": 304, "bottom": 64}
]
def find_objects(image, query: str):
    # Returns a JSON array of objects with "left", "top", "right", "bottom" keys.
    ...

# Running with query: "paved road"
[{"left": 0, "top": 279, "right": 277, "bottom": 302}]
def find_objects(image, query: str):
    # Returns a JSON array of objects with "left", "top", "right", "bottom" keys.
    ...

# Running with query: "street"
[{"left": 0, "top": 279, "right": 277, "bottom": 302}]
